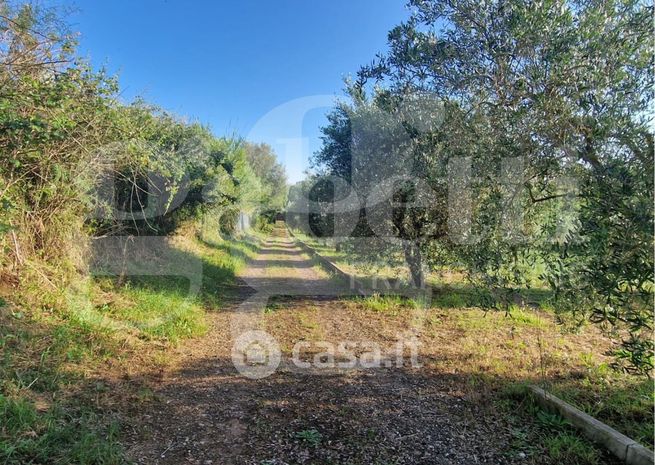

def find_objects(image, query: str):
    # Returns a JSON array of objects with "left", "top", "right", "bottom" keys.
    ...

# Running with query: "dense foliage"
[
  {"left": 0, "top": 4, "right": 285, "bottom": 295},
  {"left": 302, "top": 0, "right": 654, "bottom": 373}
]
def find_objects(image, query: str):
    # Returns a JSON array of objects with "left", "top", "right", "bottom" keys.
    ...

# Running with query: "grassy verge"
[
  {"left": 295, "top": 235, "right": 653, "bottom": 456},
  {"left": 546, "top": 369, "right": 653, "bottom": 446},
  {"left": 498, "top": 384, "right": 612, "bottom": 465},
  {"left": 0, "top": 230, "right": 259, "bottom": 464},
  {"left": 345, "top": 291, "right": 652, "bottom": 464},
  {"left": 290, "top": 230, "right": 554, "bottom": 309}
]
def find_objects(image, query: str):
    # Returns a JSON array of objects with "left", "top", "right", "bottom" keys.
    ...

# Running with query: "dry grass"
[
  {"left": 260, "top": 293, "right": 651, "bottom": 461},
  {"left": 0, "top": 228, "right": 260, "bottom": 464}
]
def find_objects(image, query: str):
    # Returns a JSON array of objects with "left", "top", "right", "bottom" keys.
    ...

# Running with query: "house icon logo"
[{"left": 231, "top": 330, "right": 281, "bottom": 379}]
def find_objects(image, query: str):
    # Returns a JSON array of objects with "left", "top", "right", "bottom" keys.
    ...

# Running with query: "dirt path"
[
  {"left": 124, "top": 226, "right": 520, "bottom": 465},
  {"left": 238, "top": 228, "right": 346, "bottom": 296}
]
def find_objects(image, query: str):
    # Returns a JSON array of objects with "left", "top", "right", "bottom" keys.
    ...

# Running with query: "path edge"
[
  {"left": 286, "top": 229, "right": 367, "bottom": 296},
  {"left": 528, "top": 385, "right": 654, "bottom": 465}
]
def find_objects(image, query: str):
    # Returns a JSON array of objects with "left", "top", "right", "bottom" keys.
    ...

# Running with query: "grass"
[
  {"left": 0, "top": 227, "right": 260, "bottom": 464},
  {"left": 548, "top": 365, "right": 654, "bottom": 446},
  {"left": 454, "top": 305, "right": 545, "bottom": 331},
  {"left": 68, "top": 230, "right": 259, "bottom": 345},
  {"left": 0, "top": 394, "right": 125, "bottom": 465},
  {"left": 545, "top": 433, "right": 602, "bottom": 464},
  {"left": 297, "top": 309, "right": 323, "bottom": 340},
  {"left": 499, "top": 384, "right": 605, "bottom": 465},
  {"left": 342, "top": 289, "right": 653, "bottom": 462},
  {"left": 77, "top": 274, "right": 207, "bottom": 344},
  {"left": 294, "top": 233, "right": 654, "bottom": 460},
  {"left": 356, "top": 294, "right": 414, "bottom": 315}
]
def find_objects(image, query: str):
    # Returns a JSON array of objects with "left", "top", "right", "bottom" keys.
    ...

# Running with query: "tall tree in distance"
[{"left": 244, "top": 142, "right": 288, "bottom": 212}]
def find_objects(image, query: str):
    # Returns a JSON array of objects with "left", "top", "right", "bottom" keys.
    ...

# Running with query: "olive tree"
[{"left": 350, "top": 0, "right": 653, "bottom": 372}]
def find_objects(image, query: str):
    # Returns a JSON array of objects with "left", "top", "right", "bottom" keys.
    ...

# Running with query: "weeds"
[
  {"left": 355, "top": 294, "right": 415, "bottom": 315},
  {"left": 500, "top": 386, "right": 605, "bottom": 465},
  {"left": 295, "top": 428, "right": 322, "bottom": 447},
  {"left": 0, "top": 395, "right": 125, "bottom": 465},
  {"left": 549, "top": 371, "right": 654, "bottom": 446},
  {"left": 0, "top": 231, "right": 258, "bottom": 464},
  {"left": 544, "top": 433, "right": 601, "bottom": 464}
]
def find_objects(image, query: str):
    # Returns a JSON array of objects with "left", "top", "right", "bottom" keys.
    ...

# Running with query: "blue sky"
[{"left": 52, "top": 0, "right": 410, "bottom": 183}]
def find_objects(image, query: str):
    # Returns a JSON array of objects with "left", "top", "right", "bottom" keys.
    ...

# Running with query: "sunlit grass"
[
  {"left": 354, "top": 294, "right": 413, "bottom": 315},
  {"left": 110, "top": 282, "right": 207, "bottom": 342},
  {"left": 0, "top": 231, "right": 259, "bottom": 464},
  {"left": 549, "top": 366, "right": 654, "bottom": 446},
  {"left": 346, "top": 289, "right": 653, "bottom": 455}
]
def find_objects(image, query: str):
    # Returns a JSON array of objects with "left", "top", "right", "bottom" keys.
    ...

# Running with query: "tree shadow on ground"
[
  {"left": 110, "top": 352, "right": 624, "bottom": 465},
  {"left": 90, "top": 235, "right": 263, "bottom": 306}
]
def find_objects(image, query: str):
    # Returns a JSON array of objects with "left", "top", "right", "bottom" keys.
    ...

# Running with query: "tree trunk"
[{"left": 403, "top": 241, "right": 423, "bottom": 287}]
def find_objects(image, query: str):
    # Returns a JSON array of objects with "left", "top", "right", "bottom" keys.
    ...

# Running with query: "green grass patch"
[
  {"left": 357, "top": 294, "right": 417, "bottom": 315},
  {"left": 199, "top": 235, "right": 259, "bottom": 305},
  {"left": 430, "top": 287, "right": 472, "bottom": 308},
  {"left": 543, "top": 433, "right": 602, "bottom": 465},
  {"left": 499, "top": 384, "right": 606, "bottom": 465},
  {"left": 549, "top": 367, "right": 654, "bottom": 447},
  {"left": 0, "top": 394, "right": 125, "bottom": 465},
  {"left": 74, "top": 234, "right": 259, "bottom": 344},
  {"left": 110, "top": 280, "right": 207, "bottom": 342},
  {"left": 0, "top": 231, "right": 260, "bottom": 464},
  {"left": 454, "top": 306, "right": 545, "bottom": 332},
  {"left": 508, "top": 307, "right": 545, "bottom": 328}
]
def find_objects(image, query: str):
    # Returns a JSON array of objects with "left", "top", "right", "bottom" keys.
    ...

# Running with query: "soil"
[{"left": 120, "top": 228, "right": 535, "bottom": 465}]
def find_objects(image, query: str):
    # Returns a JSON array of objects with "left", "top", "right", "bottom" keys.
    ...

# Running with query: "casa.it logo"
[{"left": 231, "top": 330, "right": 281, "bottom": 379}]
